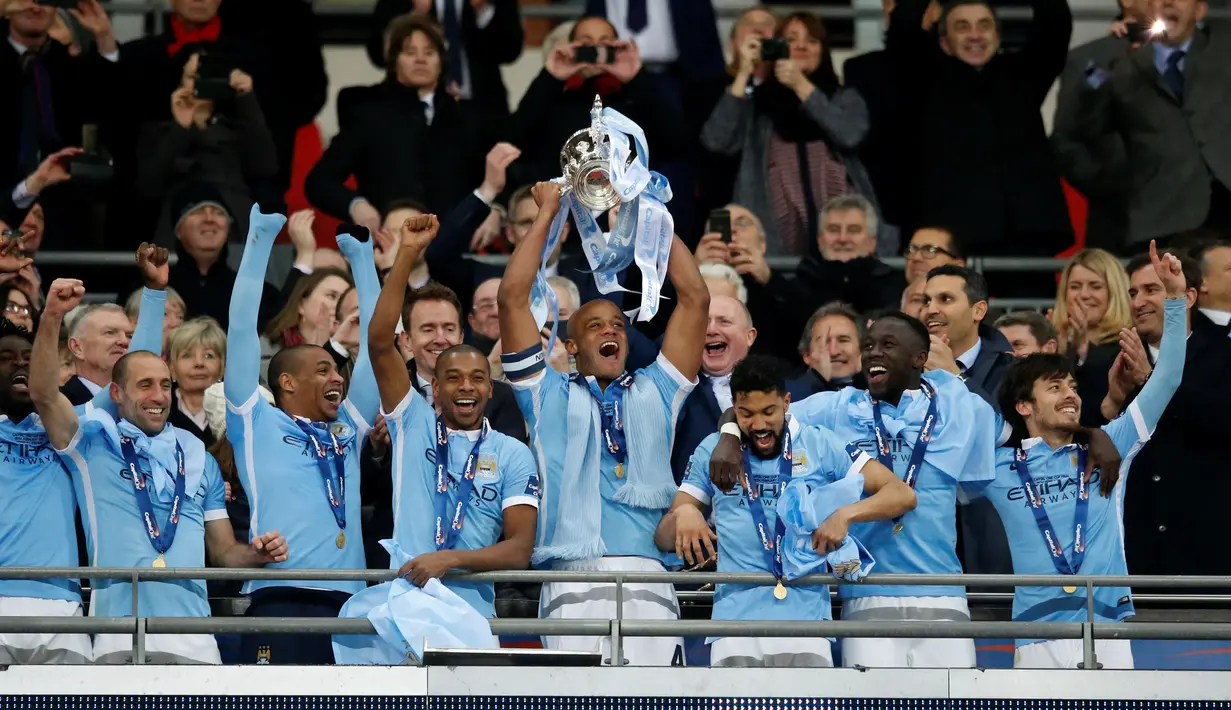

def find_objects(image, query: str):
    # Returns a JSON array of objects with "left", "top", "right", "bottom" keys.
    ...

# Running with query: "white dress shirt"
[
  {"left": 1200, "top": 308, "right": 1231, "bottom": 327},
  {"left": 417, "top": 372, "right": 435, "bottom": 406},
  {"left": 955, "top": 339, "right": 983, "bottom": 374},
  {"left": 604, "top": 0, "right": 678, "bottom": 64},
  {"left": 709, "top": 372, "right": 733, "bottom": 413}
]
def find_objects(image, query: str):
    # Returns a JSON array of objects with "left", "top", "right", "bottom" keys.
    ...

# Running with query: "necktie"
[
  {"left": 626, "top": 0, "right": 648, "bottom": 33},
  {"left": 421, "top": 100, "right": 433, "bottom": 126},
  {"left": 1163, "top": 50, "right": 1186, "bottom": 102},
  {"left": 441, "top": 0, "right": 464, "bottom": 89}
]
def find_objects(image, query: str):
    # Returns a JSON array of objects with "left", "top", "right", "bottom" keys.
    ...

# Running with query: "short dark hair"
[
  {"left": 111, "top": 350, "right": 167, "bottom": 389},
  {"left": 926, "top": 264, "right": 989, "bottom": 305},
  {"left": 914, "top": 224, "right": 966, "bottom": 260},
  {"left": 870, "top": 310, "right": 931, "bottom": 353},
  {"left": 798, "top": 301, "right": 865, "bottom": 355},
  {"left": 403, "top": 283, "right": 464, "bottom": 332},
  {"left": 385, "top": 15, "right": 448, "bottom": 82},
  {"left": 993, "top": 311, "right": 1058, "bottom": 347},
  {"left": 0, "top": 317, "right": 32, "bottom": 344},
  {"left": 1193, "top": 240, "right": 1231, "bottom": 273},
  {"left": 382, "top": 198, "right": 429, "bottom": 219},
  {"left": 1125, "top": 250, "right": 1203, "bottom": 293},
  {"left": 267, "top": 344, "right": 322, "bottom": 407},
  {"left": 730, "top": 354, "right": 787, "bottom": 399},
  {"left": 435, "top": 343, "right": 489, "bottom": 378},
  {"left": 998, "top": 354, "right": 1075, "bottom": 444},
  {"left": 568, "top": 15, "right": 619, "bottom": 41},
  {"left": 938, "top": 0, "right": 1000, "bottom": 37}
]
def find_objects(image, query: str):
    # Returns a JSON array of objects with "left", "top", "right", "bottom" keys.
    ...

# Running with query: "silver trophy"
[{"left": 559, "top": 95, "right": 635, "bottom": 212}]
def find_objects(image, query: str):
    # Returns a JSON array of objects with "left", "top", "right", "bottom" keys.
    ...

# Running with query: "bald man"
[
  {"left": 468, "top": 277, "right": 502, "bottom": 352},
  {"left": 670, "top": 295, "right": 758, "bottom": 484}
]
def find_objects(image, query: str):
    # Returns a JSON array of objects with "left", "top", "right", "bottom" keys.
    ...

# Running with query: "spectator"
[
  {"left": 733, "top": 194, "right": 899, "bottom": 365},
  {"left": 363, "top": 0, "right": 523, "bottom": 129},
  {"left": 123, "top": 285, "right": 186, "bottom": 355},
  {"left": 0, "top": 284, "right": 34, "bottom": 332},
  {"left": 164, "top": 186, "right": 281, "bottom": 331},
  {"left": 693, "top": 203, "right": 767, "bottom": 269},
  {"left": 1076, "top": 0, "right": 1231, "bottom": 246},
  {"left": 699, "top": 263, "right": 747, "bottom": 303},
  {"left": 1118, "top": 250, "right": 1231, "bottom": 585},
  {"left": 1049, "top": 249, "right": 1134, "bottom": 425},
  {"left": 1195, "top": 240, "right": 1231, "bottom": 332},
  {"left": 283, "top": 209, "right": 359, "bottom": 307},
  {"left": 2, "top": 0, "right": 118, "bottom": 245},
  {"left": 994, "top": 311, "right": 1060, "bottom": 357},
  {"left": 136, "top": 51, "right": 278, "bottom": 243},
  {"left": 701, "top": 12, "right": 886, "bottom": 257},
  {"left": 546, "top": 275, "right": 581, "bottom": 321},
  {"left": 259, "top": 267, "right": 353, "bottom": 386},
  {"left": 505, "top": 17, "right": 686, "bottom": 204},
  {"left": 581, "top": 0, "right": 724, "bottom": 88},
  {"left": 902, "top": 277, "right": 927, "bottom": 319},
  {"left": 889, "top": 0, "right": 1073, "bottom": 259},
  {"left": 167, "top": 316, "right": 226, "bottom": 446},
  {"left": 61, "top": 303, "right": 131, "bottom": 405},
  {"left": 1050, "top": 0, "right": 1151, "bottom": 252},
  {"left": 306, "top": 15, "right": 488, "bottom": 232},
  {"left": 330, "top": 285, "right": 362, "bottom": 367},
  {"left": 904, "top": 226, "right": 966, "bottom": 285},
  {"left": 787, "top": 301, "right": 867, "bottom": 400},
  {"left": 669, "top": 294, "right": 757, "bottom": 484},
  {"left": 467, "top": 277, "right": 501, "bottom": 352},
  {"left": 379, "top": 200, "right": 431, "bottom": 288}
]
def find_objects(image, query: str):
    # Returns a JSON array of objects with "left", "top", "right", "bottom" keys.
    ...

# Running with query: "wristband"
[{"left": 720, "top": 423, "right": 741, "bottom": 438}]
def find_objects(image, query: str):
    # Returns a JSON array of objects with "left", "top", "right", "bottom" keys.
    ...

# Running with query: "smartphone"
[
  {"left": 35, "top": 0, "right": 82, "bottom": 8},
  {"left": 1125, "top": 22, "right": 1147, "bottom": 44},
  {"left": 573, "top": 45, "right": 617, "bottom": 64},
  {"left": 760, "top": 38, "right": 789, "bottom": 62},
  {"left": 194, "top": 53, "right": 235, "bottom": 102},
  {"left": 708, "top": 209, "right": 732, "bottom": 243}
]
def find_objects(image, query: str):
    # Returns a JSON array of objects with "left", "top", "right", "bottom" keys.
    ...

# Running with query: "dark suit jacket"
[
  {"left": 581, "top": 0, "right": 724, "bottom": 80},
  {"left": 841, "top": 50, "right": 910, "bottom": 232},
  {"left": 960, "top": 325, "right": 1016, "bottom": 411},
  {"left": 1077, "top": 23, "right": 1231, "bottom": 246},
  {"left": 670, "top": 374, "right": 724, "bottom": 485},
  {"left": 60, "top": 375, "right": 96, "bottom": 407},
  {"left": 367, "top": 0, "right": 522, "bottom": 120},
  {"left": 1051, "top": 35, "right": 1132, "bottom": 252},
  {"left": 786, "top": 370, "right": 867, "bottom": 403}
]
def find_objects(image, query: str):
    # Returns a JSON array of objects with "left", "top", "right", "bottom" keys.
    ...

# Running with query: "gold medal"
[
  {"left": 614, "top": 463, "right": 625, "bottom": 479},
  {"left": 336, "top": 531, "right": 346, "bottom": 549},
  {"left": 773, "top": 581, "right": 787, "bottom": 600},
  {"left": 893, "top": 523, "right": 904, "bottom": 535},
  {"left": 1063, "top": 585, "right": 1077, "bottom": 594},
  {"left": 152, "top": 554, "right": 166, "bottom": 568}
]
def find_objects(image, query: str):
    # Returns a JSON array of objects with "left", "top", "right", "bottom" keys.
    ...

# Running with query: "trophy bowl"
[{"left": 558, "top": 97, "right": 636, "bottom": 213}]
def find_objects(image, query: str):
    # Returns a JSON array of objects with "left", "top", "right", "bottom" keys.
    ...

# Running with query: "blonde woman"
[{"left": 167, "top": 316, "right": 226, "bottom": 445}]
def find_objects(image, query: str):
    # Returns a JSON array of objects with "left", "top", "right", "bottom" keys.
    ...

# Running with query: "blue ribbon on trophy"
[{"left": 532, "top": 96, "right": 675, "bottom": 348}]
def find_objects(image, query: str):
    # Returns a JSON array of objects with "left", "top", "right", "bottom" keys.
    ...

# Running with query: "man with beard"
[
  {"left": 497, "top": 182, "right": 708, "bottom": 666},
  {"left": 367, "top": 213, "right": 539, "bottom": 618},
  {"left": 658, "top": 355, "right": 914, "bottom": 668},
  {"left": 223, "top": 207, "right": 380, "bottom": 664},
  {"left": 29, "top": 270, "right": 286, "bottom": 665},
  {"left": 983, "top": 244, "right": 1188, "bottom": 669},
  {"left": 670, "top": 294, "right": 757, "bottom": 485}
]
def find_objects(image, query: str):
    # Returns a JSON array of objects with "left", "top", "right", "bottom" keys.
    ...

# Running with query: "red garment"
[
  {"left": 767, "top": 131, "right": 850, "bottom": 255},
  {"left": 564, "top": 73, "right": 622, "bottom": 97},
  {"left": 279, "top": 327, "right": 306, "bottom": 349},
  {"left": 167, "top": 16, "right": 222, "bottom": 57}
]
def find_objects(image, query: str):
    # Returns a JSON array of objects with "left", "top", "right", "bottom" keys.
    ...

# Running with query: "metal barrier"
[{"left": 4, "top": 567, "right": 1231, "bottom": 668}]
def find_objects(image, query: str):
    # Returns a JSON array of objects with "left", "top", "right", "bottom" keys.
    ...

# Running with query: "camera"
[
  {"left": 760, "top": 38, "right": 789, "bottom": 62},
  {"left": 194, "top": 53, "right": 235, "bottom": 102},
  {"left": 34, "top": 0, "right": 83, "bottom": 9},
  {"left": 574, "top": 45, "right": 618, "bottom": 64}
]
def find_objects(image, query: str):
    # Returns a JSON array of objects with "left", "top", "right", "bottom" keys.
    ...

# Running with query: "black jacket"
[
  {"left": 960, "top": 324, "right": 1016, "bottom": 412},
  {"left": 841, "top": 49, "right": 911, "bottom": 232},
  {"left": 164, "top": 245, "right": 282, "bottom": 331},
  {"left": 670, "top": 374, "right": 725, "bottom": 486},
  {"left": 60, "top": 375, "right": 96, "bottom": 407}
]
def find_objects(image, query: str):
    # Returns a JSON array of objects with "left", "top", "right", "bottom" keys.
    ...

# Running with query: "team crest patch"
[
  {"left": 476, "top": 455, "right": 498, "bottom": 479},
  {"left": 329, "top": 422, "right": 353, "bottom": 438},
  {"left": 792, "top": 453, "right": 808, "bottom": 469}
]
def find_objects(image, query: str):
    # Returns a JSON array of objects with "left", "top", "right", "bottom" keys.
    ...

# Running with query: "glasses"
[
  {"left": 906, "top": 244, "right": 956, "bottom": 259},
  {"left": 5, "top": 303, "right": 31, "bottom": 317}
]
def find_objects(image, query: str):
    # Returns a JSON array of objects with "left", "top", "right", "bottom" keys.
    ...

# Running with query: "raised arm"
[
  {"left": 369, "top": 214, "right": 439, "bottom": 413},
  {"left": 335, "top": 225, "right": 381, "bottom": 424},
  {"left": 224, "top": 206, "right": 287, "bottom": 407},
  {"left": 496, "top": 182, "right": 560, "bottom": 365},
  {"left": 129, "top": 243, "right": 171, "bottom": 355},
  {"left": 30, "top": 280, "right": 86, "bottom": 450},
  {"left": 1019, "top": 0, "right": 1074, "bottom": 103},
  {"left": 659, "top": 235, "right": 710, "bottom": 381}
]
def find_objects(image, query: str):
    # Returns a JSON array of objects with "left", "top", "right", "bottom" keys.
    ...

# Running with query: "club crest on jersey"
[
  {"left": 792, "top": 452, "right": 807, "bottom": 469},
  {"left": 329, "top": 422, "right": 352, "bottom": 439},
  {"left": 476, "top": 455, "right": 498, "bottom": 479}
]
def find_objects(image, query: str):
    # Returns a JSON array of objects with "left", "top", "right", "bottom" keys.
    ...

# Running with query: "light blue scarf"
[
  {"left": 534, "top": 373, "right": 677, "bottom": 566},
  {"left": 86, "top": 408, "right": 207, "bottom": 500},
  {"left": 779, "top": 472, "right": 876, "bottom": 582}
]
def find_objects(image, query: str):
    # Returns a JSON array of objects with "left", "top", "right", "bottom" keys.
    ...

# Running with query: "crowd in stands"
[{"left": 0, "top": 0, "right": 1229, "bottom": 671}]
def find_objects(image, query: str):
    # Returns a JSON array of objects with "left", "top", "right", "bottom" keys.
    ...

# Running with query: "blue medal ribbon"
[
  {"left": 1013, "top": 446, "right": 1089, "bottom": 576},
  {"left": 292, "top": 419, "right": 347, "bottom": 532},
  {"left": 739, "top": 427, "right": 793, "bottom": 582},
  {"left": 433, "top": 418, "right": 489, "bottom": 550},
  {"left": 122, "top": 436, "right": 186, "bottom": 557},
  {"left": 569, "top": 372, "right": 635, "bottom": 466},
  {"left": 870, "top": 380, "right": 938, "bottom": 529}
]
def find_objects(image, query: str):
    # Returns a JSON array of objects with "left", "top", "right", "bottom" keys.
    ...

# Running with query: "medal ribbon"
[
  {"left": 432, "top": 418, "right": 489, "bottom": 550},
  {"left": 739, "top": 427, "right": 793, "bottom": 582},
  {"left": 292, "top": 419, "right": 347, "bottom": 532},
  {"left": 870, "top": 380, "right": 938, "bottom": 528},
  {"left": 569, "top": 372, "right": 634, "bottom": 466},
  {"left": 1013, "top": 446, "right": 1089, "bottom": 576},
  {"left": 122, "top": 436, "right": 186, "bottom": 557}
]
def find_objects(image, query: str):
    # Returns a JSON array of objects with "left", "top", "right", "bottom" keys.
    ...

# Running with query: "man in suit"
[
  {"left": 1077, "top": 0, "right": 1231, "bottom": 247},
  {"left": 1195, "top": 240, "right": 1231, "bottom": 334},
  {"left": 365, "top": 0, "right": 523, "bottom": 124},
  {"left": 60, "top": 303, "right": 131, "bottom": 406},
  {"left": 920, "top": 264, "right": 1015, "bottom": 578},
  {"left": 787, "top": 302, "right": 867, "bottom": 401},
  {"left": 669, "top": 295, "right": 755, "bottom": 484}
]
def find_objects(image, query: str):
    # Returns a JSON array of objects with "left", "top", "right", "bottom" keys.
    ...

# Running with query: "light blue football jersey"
[
  {"left": 790, "top": 371, "right": 997, "bottom": 599},
  {"left": 55, "top": 415, "right": 226, "bottom": 619},
  {"left": 681, "top": 418, "right": 870, "bottom": 630},
  {"left": 224, "top": 210, "right": 380, "bottom": 596},
  {"left": 983, "top": 297, "right": 1188, "bottom": 647},
  {"left": 385, "top": 389, "right": 540, "bottom": 617},
  {"left": 509, "top": 352, "right": 692, "bottom": 563}
]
